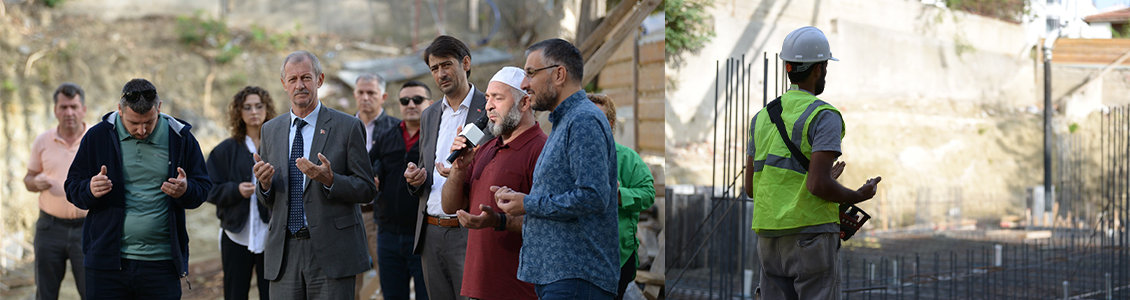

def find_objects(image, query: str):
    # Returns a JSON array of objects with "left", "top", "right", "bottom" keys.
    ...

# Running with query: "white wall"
[{"left": 666, "top": 0, "right": 1036, "bottom": 146}]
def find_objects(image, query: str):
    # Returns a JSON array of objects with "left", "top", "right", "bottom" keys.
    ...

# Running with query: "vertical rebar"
[
  {"left": 995, "top": 244, "right": 1002, "bottom": 267},
  {"left": 1107, "top": 272, "right": 1112, "bottom": 300}
]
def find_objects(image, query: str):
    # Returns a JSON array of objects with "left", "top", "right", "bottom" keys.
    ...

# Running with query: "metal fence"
[{"left": 664, "top": 55, "right": 1130, "bottom": 299}]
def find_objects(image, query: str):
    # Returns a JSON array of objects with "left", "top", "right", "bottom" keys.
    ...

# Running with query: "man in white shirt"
[{"left": 403, "top": 35, "right": 492, "bottom": 300}]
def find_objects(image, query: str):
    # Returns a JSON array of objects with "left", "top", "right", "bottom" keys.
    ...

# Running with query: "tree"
[{"left": 665, "top": 0, "right": 715, "bottom": 63}]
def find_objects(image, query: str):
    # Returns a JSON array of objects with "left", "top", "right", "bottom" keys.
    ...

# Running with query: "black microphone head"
[{"left": 473, "top": 114, "right": 489, "bottom": 129}]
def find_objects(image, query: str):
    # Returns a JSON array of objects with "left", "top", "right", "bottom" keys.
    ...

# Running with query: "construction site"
[
  {"left": 664, "top": 0, "right": 1130, "bottom": 299},
  {"left": 0, "top": 0, "right": 664, "bottom": 299}
]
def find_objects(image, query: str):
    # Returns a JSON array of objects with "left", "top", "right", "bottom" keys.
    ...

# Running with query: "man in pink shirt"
[{"left": 25, "top": 82, "right": 90, "bottom": 300}]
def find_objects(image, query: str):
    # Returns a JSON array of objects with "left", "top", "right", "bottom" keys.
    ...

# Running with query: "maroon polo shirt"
[{"left": 460, "top": 123, "right": 546, "bottom": 300}]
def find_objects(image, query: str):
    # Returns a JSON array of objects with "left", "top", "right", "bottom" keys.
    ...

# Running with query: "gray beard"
[{"left": 490, "top": 103, "right": 523, "bottom": 136}]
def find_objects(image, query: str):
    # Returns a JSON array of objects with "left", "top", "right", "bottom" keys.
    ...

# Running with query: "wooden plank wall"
[
  {"left": 596, "top": 38, "right": 664, "bottom": 157},
  {"left": 1050, "top": 38, "right": 1130, "bottom": 65}
]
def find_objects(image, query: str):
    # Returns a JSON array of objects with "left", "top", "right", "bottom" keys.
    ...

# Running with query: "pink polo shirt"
[{"left": 28, "top": 125, "right": 89, "bottom": 219}]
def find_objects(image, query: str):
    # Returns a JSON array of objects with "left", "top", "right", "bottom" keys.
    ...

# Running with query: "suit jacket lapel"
[{"left": 305, "top": 105, "right": 332, "bottom": 190}]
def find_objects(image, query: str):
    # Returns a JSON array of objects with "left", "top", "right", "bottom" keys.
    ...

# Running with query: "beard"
[
  {"left": 530, "top": 82, "right": 557, "bottom": 112},
  {"left": 814, "top": 74, "right": 826, "bottom": 96},
  {"left": 490, "top": 101, "right": 523, "bottom": 136}
]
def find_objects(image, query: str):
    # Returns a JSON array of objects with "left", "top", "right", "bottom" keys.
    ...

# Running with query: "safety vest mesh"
[{"left": 750, "top": 90, "right": 845, "bottom": 233}]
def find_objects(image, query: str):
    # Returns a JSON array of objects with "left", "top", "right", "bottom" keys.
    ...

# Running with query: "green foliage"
[
  {"left": 216, "top": 44, "right": 243, "bottom": 64},
  {"left": 664, "top": 0, "right": 715, "bottom": 62},
  {"left": 1112, "top": 22, "right": 1130, "bottom": 39},
  {"left": 945, "top": 0, "right": 1027, "bottom": 24},
  {"left": 1, "top": 80, "right": 16, "bottom": 93},
  {"left": 44, "top": 0, "right": 65, "bottom": 8},
  {"left": 176, "top": 11, "right": 229, "bottom": 47},
  {"left": 1069, "top": 123, "right": 1079, "bottom": 133}
]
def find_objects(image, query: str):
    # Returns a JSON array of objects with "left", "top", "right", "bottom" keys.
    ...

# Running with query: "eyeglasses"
[
  {"left": 525, "top": 65, "right": 560, "bottom": 79},
  {"left": 121, "top": 89, "right": 157, "bottom": 102},
  {"left": 399, "top": 96, "right": 427, "bottom": 105},
  {"left": 241, "top": 104, "right": 265, "bottom": 112}
]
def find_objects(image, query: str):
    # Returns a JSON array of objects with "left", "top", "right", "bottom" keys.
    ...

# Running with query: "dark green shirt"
[{"left": 116, "top": 114, "right": 173, "bottom": 261}]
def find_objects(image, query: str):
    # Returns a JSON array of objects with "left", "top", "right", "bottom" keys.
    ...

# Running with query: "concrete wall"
[{"left": 666, "top": 0, "right": 1037, "bottom": 146}]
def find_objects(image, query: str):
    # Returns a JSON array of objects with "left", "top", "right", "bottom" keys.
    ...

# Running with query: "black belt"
[
  {"left": 287, "top": 227, "right": 311, "bottom": 240},
  {"left": 40, "top": 211, "right": 84, "bottom": 227}
]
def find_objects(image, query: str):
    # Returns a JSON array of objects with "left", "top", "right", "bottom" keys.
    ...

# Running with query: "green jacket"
[{"left": 615, "top": 143, "right": 655, "bottom": 267}]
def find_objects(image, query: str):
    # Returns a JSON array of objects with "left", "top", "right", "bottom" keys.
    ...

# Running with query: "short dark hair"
[
  {"left": 401, "top": 80, "right": 433, "bottom": 100},
  {"left": 53, "top": 82, "right": 85, "bottom": 104},
  {"left": 120, "top": 78, "right": 159, "bottom": 114},
  {"left": 422, "top": 35, "right": 472, "bottom": 78},
  {"left": 526, "top": 38, "right": 584, "bottom": 84},
  {"left": 786, "top": 61, "right": 825, "bottom": 83}
]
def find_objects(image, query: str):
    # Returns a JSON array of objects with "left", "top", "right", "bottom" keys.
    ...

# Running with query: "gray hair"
[
  {"left": 506, "top": 85, "right": 528, "bottom": 105},
  {"left": 280, "top": 51, "right": 323, "bottom": 79},
  {"left": 355, "top": 73, "right": 387, "bottom": 94}
]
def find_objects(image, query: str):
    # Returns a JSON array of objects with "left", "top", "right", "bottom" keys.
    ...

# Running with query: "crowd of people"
[{"left": 26, "top": 35, "right": 655, "bottom": 300}]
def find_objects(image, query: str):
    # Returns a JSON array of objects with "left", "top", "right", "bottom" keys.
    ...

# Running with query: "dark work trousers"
[
  {"left": 85, "top": 258, "right": 182, "bottom": 300},
  {"left": 221, "top": 233, "right": 270, "bottom": 300},
  {"left": 377, "top": 230, "right": 428, "bottom": 300},
  {"left": 420, "top": 224, "right": 468, "bottom": 300},
  {"left": 535, "top": 278, "right": 615, "bottom": 300},
  {"left": 613, "top": 251, "right": 638, "bottom": 300},
  {"left": 34, "top": 211, "right": 86, "bottom": 300}
]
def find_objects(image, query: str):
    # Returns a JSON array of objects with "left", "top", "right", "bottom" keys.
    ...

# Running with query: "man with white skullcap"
[{"left": 440, "top": 66, "right": 545, "bottom": 300}]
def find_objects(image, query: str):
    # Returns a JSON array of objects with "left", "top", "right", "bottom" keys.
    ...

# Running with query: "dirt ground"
[{"left": 0, "top": 3, "right": 408, "bottom": 299}]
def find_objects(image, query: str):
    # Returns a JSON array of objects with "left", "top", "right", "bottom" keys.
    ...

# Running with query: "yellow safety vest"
[{"left": 750, "top": 87, "right": 845, "bottom": 233}]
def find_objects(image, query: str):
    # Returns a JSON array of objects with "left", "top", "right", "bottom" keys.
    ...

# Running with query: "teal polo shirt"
[{"left": 116, "top": 114, "right": 173, "bottom": 261}]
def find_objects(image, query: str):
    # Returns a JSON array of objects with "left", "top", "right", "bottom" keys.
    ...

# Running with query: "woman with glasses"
[{"left": 206, "top": 86, "right": 277, "bottom": 300}]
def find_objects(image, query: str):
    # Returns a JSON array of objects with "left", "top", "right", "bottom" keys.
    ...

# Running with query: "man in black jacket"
[
  {"left": 370, "top": 80, "right": 433, "bottom": 300},
  {"left": 65, "top": 78, "right": 212, "bottom": 300}
]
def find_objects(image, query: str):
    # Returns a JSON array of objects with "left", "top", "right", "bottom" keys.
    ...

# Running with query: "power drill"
[{"left": 839, "top": 204, "right": 870, "bottom": 241}]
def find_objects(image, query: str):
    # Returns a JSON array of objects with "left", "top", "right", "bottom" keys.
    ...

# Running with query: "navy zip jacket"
[{"left": 65, "top": 111, "right": 212, "bottom": 277}]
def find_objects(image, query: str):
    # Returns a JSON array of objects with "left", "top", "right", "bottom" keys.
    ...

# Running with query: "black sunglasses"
[
  {"left": 399, "top": 96, "right": 427, "bottom": 105},
  {"left": 121, "top": 89, "right": 158, "bottom": 102}
]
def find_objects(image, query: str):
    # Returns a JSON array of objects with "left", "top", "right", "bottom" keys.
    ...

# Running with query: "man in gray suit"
[
  {"left": 253, "top": 50, "right": 377, "bottom": 299},
  {"left": 403, "top": 35, "right": 492, "bottom": 300}
]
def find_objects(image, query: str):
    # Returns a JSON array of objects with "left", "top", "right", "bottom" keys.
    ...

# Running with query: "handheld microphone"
[{"left": 446, "top": 115, "right": 490, "bottom": 164}]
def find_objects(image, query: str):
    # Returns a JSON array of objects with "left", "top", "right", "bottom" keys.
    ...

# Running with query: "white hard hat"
[{"left": 780, "top": 26, "right": 838, "bottom": 64}]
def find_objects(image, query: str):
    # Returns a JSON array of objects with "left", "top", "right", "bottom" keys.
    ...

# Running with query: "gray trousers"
[
  {"left": 34, "top": 211, "right": 85, "bottom": 300},
  {"left": 756, "top": 232, "right": 841, "bottom": 300},
  {"left": 421, "top": 224, "right": 468, "bottom": 300},
  {"left": 270, "top": 236, "right": 355, "bottom": 300}
]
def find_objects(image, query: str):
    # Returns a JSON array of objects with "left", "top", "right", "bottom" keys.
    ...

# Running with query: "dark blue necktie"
[{"left": 287, "top": 118, "right": 308, "bottom": 233}]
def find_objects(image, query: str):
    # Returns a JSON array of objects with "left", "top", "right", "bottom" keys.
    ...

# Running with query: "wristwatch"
[{"left": 494, "top": 213, "right": 508, "bottom": 231}]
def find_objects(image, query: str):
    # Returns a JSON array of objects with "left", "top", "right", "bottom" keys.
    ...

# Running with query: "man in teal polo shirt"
[{"left": 66, "top": 78, "right": 212, "bottom": 300}]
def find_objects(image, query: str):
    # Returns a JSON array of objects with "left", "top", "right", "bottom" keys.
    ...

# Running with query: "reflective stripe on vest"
[{"left": 749, "top": 88, "right": 844, "bottom": 232}]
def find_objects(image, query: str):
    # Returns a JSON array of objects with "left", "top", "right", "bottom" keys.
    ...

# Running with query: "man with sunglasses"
[
  {"left": 369, "top": 80, "right": 433, "bottom": 300},
  {"left": 65, "top": 78, "right": 213, "bottom": 299},
  {"left": 351, "top": 73, "right": 398, "bottom": 300},
  {"left": 403, "top": 35, "right": 492, "bottom": 300}
]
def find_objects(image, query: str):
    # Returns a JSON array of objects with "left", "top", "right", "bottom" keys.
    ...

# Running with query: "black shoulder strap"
[{"left": 766, "top": 97, "right": 810, "bottom": 172}]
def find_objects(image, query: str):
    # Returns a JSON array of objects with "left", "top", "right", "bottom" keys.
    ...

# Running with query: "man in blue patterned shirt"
[{"left": 494, "top": 38, "right": 619, "bottom": 299}]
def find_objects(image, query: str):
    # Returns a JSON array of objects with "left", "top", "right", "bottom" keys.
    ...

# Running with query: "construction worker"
[{"left": 744, "top": 26, "right": 882, "bottom": 300}]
